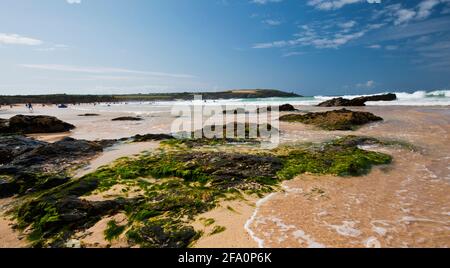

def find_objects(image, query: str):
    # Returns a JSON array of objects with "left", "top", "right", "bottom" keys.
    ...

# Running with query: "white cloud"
[
  {"left": 339, "top": 20, "right": 357, "bottom": 29},
  {"left": 376, "top": 1, "right": 448, "bottom": 26},
  {"left": 0, "top": 33, "right": 43, "bottom": 46},
  {"left": 417, "top": 0, "right": 441, "bottom": 19},
  {"left": 394, "top": 9, "right": 417, "bottom": 25},
  {"left": 307, "top": 0, "right": 381, "bottom": 11},
  {"left": 253, "top": 20, "right": 371, "bottom": 50},
  {"left": 19, "top": 64, "right": 195, "bottom": 79}
]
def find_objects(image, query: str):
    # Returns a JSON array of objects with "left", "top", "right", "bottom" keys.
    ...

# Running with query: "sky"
[{"left": 0, "top": 0, "right": 450, "bottom": 96}]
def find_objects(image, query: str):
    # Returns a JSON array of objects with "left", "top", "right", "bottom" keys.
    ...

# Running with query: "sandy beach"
[{"left": 0, "top": 103, "right": 449, "bottom": 248}]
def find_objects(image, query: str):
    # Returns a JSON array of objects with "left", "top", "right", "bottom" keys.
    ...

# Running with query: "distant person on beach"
[{"left": 26, "top": 103, "right": 34, "bottom": 112}]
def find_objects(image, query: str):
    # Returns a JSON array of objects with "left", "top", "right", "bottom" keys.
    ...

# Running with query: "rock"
[
  {"left": 11, "top": 137, "right": 103, "bottom": 169},
  {"left": 279, "top": 108, "right": 383, "bottom": 130},
  {"left": 132, "top": 222, "right": 197, "bottom": 248},
  {"left": 0, "top": 175, "right": 20, "bottom": 198},
  {"left": 0, "top": 118, "right": 8, "bottom": 132},
  {"left": 130, "top": 133, "right": 174, "bottom": 142},
  {"left": 317, "top": 94, "right": 397, "bottom": 107},
  {"left": 0, "top": 135, "right": 46, "bottom": 165},
  {"left": 317, "top": 97, "right": 366, "bottom": 107},
  {"left": 257, "top": 104, "right": 298, "bottom": 113},
  {"left": 4, "top": 115, "right": 75, "bottom": 134},
  {"left": 78, "top": 113, "right": 100, "bottom": 117},
  {"left": 174, "top": 152, "right": 283, "bottom": 187},
  {"left": 112, "top": 116, "right": 143, "bottom": 121},
  {"left": 278, "top": 104, "right": 298, "bottom": 112},
  {"left": 0, "top": 136, "right": 107, "bottom": 197},
  {"left": 364, "top": 93, "right": 397, "bottom": 102}
]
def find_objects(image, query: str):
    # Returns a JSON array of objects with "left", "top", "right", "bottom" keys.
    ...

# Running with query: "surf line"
[{"left": 244, "top": 192, "right": 277, "bottom": 248}]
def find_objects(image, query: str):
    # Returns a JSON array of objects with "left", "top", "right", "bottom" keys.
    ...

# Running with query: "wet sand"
[{"left": 1, "top": 104, "right": 449, "bottom": 248}]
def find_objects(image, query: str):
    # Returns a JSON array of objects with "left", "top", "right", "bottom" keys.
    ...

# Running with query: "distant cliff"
[{"left": 0, "top": 89, "right": 301, "bottom": 104}]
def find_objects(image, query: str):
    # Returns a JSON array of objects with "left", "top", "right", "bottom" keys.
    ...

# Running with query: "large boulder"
[
  {"left": 317, "top": 94, "right": 397, "bottom": 107},
  {"left": 5, "top": 115, "right": 75, "bottom": 134},
  {"left": 278, "top": 104, "right": 298, "bottom": 112},
  {"left": 280, "top": 108, "right": 383, "bottom": 130}
]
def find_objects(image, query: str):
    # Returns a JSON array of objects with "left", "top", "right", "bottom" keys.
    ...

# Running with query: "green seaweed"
[
  {"left": 104, "top": 220, "right": 126, "bottom": 241},
  {"left": 12, "top": 135, "right": 394, "bottom": 248},
  {"left": 210, "top": 226, "right": 226, "bottom": 235}
]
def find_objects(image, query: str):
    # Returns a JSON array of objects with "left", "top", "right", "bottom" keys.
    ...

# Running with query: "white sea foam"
[
  {"left": 244, "top": 193, "right": 277, "bottom": 248},
  {"left": 326, "top": 221, "right": 362, "bottom": 237}
]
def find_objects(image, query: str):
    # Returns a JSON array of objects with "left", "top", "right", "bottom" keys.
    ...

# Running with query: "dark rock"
[
  {"left": 317, "top": 97, "right": 366, "bottom": 107},
  {"left": 78, "top": 113, "right": 100, "bottom": 117},
  {"left": 278, "top": 104, "right": 298, "bottom": 112},
  {"left": 280, "top": 108, "right": 383, "bottom": 130},
  {"left": 3, "top": 115, "right": 75, "bottom": 134},
  {"left": 0, "top": 136, "right": 107, "bottom": 197},
  {"left": 0, "top": 175, "right": 20, "bottom": 198},
  {"left": 364, "top": 93, "right": 397, "bottom": 102},
  {"left": 317, "top": 94, "right": 397, "bottom": 107},
  {"left": 112, "top": 116, "right": 143, "bottom": 121},
  {"left": 257, "top": 104, "right": 298, "bottom": 113},
  {"left": 0, "top": 135, "right": 46, "bottom": 165},
  {"left": 0, "top": 118, "right": 8, "bottom": 132},
  {"left": 11, "top": 137, "right": 103, "bottom": 169},
  {"left": 130, "top": 133, "right": 174, "bottom": 142}
]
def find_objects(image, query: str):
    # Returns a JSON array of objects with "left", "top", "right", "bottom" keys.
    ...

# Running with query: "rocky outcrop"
[
  {"left": 280, "top": 108, "right": 383, "bottom": 130},
  {"left": 317, "top": 93, "right": 397, "bottom": 107},
  {"left": 112, "top": 116, "right": 143, "bottom": 121},
  {"left": 363, "top": 93, "right": 397, "bottom": 102},
  {"left": 0, "top": 115, "right": 75, "bottom": 134},
  {"left": 0, "top": 136, "right": 106, "bottom": 197}
]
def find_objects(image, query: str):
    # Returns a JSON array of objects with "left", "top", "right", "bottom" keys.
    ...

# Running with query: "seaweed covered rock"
[
  {"left": 186, "top": 122, "right": 275, "bottom": 140},
  {"left": 279, "top": 109, "right": 383, "bottom": 130},
  {"left": 276, "top": 141, "right": 392, "bottom": 179},
  {"left": 11, "top": 135, "right": 393, "bottom": 248},
  {"left": 15, "top": 195, "right": 140, "bottom": 247},
  {"left": 4, "top": 115, "right": 75, "bottom": 134},
  {"left": 127, "top": 220, "right": 197, "bottom": 248}
]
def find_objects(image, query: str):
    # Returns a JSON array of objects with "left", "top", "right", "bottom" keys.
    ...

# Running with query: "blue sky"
[{"left": 0, "top": 0, "right": 449, "bottom": 96}]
